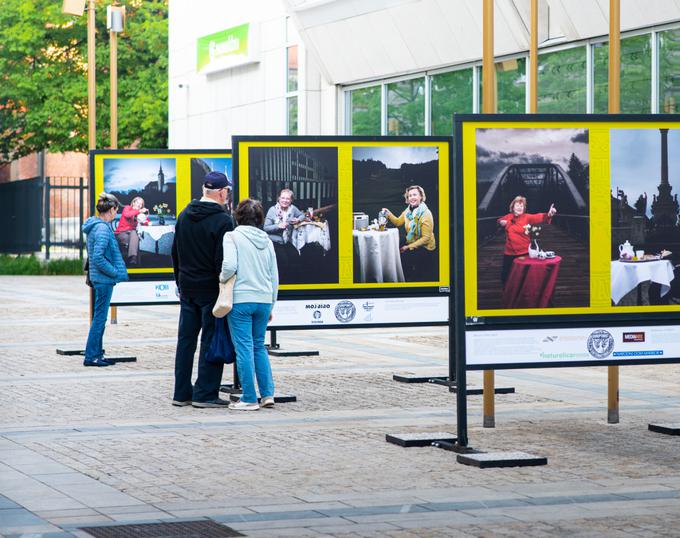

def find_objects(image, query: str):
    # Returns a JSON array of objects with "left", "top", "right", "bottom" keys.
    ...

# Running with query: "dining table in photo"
[
  {"left": 289, "top": 221, "right": 331, "bottom": 253},
  {"left": 353, "top": 228, "right": 405, "bottom": 283},
  {"left": 610, "top": 258, "right": 675, "bottom": 305},
  {"left": 502, "top": 256, "right": 562, "bottom": 309},
  {"left": 139, "top": 224, "right": 175, "bottom": 256}
]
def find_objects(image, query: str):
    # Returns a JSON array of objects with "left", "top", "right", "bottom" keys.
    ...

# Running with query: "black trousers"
[
  {"left": 401, "top": 248, "right": 437, "bottom": 282},
  {"left": 173, "top": 294, "right": 224, "bottom": 402},
  {"left": 501, "top": 254, "right": 524, "bottom": 288}
]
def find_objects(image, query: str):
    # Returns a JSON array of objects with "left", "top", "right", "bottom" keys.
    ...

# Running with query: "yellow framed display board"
[
  {"left": 453, "top": 114, "right": 680, "bottom": 370},
  {"left": 233, "top": 136, "right": 452, "bottom": 328},
  {"left": 89, "top": 150, "right": 232, "bottom": 304}
]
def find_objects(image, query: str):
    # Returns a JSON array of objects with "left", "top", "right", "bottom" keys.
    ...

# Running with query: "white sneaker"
[
  {"left": 230, "top": 400, "right": 260, "bottom": 411},
  {"left": 260, "top": 396, "right": 275, "bottom": 408}
]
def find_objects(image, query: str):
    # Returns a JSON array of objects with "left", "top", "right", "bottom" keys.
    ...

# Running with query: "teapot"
[{"left": 619, "top": 240, "right": 634, "bottom": 259}]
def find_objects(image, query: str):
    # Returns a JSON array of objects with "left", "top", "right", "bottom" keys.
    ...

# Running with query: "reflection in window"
[
  {"left": 350, "top": 86, "right": 381, "bottom": 135},
  {"left": 538, "top": 47, "right": 587, "bottom": 113},
  {"left": 659, "top": 29, "right": 680, "bottom": 114},
  {"left": 387, "top": 78, "right": 425, "bottom": 135},
  {"left": 287, "top": 46, "right": 298, "bottom": 93},
  {"left": 431, "top": 69, "right": 473, "bottom": 135},
  {"left": 287, "top": 97, "right": 298, "bottom": 135},
  {"left": 478, "top": 58, "right": 526, "bottom": 113},
  {"left": 593, "top": 34, "right": 651, "bottom": 113}
]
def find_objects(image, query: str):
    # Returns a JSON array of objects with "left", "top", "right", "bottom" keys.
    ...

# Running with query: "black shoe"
[
  {"left": 192, "top": 398, "right": 230, "bottom": 408},
  {"left": 83, "top": 358, "right": 112, "bottom": 367},
  {"left": 172, "top": 400, "right": 192, "bottom": 407}
]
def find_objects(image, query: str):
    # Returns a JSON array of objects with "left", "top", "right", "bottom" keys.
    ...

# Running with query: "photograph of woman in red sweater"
[
  {"left": 115, "top": 196, "right": 149, "bottom": 265},
  {"left": 498, "top": 196, "right": 557, "bottom": 287}
]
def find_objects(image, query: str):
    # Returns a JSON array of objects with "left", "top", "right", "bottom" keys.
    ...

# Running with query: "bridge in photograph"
[{"left": 476, "top": 163, "right": 590, "bottom": 311}]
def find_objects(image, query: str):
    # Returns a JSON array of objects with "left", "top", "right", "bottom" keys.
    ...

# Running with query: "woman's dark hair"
[
  {"left": 96, "top": 192, "right": 120, "bottom": 214},
  {"left": 234, "top": 198, "right": 265, "bottom": 227}
]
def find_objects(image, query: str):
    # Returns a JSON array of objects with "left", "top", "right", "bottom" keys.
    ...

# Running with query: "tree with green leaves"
[{"left": 0, "top": 0, "right": 167, "bottom": 163}]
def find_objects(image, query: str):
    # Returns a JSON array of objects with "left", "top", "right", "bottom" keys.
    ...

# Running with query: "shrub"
[{"left": 0, "top": 255, "right": 82, "bottom": 275}]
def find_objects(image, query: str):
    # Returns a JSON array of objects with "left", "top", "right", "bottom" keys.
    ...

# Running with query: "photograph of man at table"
[
  {"left": 248, "top": 146, "right": 339, "bottom": 285},
  {"left": 352, "top": 146, "right": 440, "bottom": 283},
  {"left": 104, "top": 157, "right": 177, "bottom": 270},
  {"left": 474, "top": 128, "right": 591, "bottom": 311},
  {"left": 610, "top": 128, "right": 680, "bottom": 307}
]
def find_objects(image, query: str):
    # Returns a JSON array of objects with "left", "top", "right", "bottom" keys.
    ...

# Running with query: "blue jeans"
[
  {"left": 228, "top": 302, "right": 275, "bottom": 403},
  {"left": 85, "top": 283, "right": 114, "bottom": 361},
  {"left": 174, "top": 294, "right": 225, "bottom": 402}
]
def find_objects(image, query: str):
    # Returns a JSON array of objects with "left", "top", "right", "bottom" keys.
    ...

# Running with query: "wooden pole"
[
  {"left": 608, "top": 0, "right": 620, "bottom": 424},
  {"left": 529, "top": 0, "right": 538, "bottom": 113},
  {"left": 482, "top": 0, "right": 496, "bottom": 428},
  {"left": 87, "top": 0, "right": 96, "bottom": 322},
  {"left": 110, "top": 24, "right": 119, "bottom": 325}
]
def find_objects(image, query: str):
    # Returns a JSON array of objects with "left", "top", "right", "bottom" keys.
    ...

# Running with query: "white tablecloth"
[
  {"left": 611, "top": 259, "right": 675, "bottom": 304},
  {"left": 139, "top": 225, "right": 175, "bottom": 256},
  {"left": 290, "top": 221, "right": 331, "bottom": 253},
  {"left": 353, "top": 228, "right": 405, "bottom": 283}
]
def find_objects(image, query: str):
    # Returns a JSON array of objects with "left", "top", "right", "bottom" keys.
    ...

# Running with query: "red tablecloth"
[{"left": 502, "top": 256, "right": 562, "bottom": 309}]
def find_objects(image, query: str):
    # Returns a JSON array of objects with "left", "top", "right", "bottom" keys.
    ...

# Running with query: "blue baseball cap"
[{"left": 203, "top": 171, "right": 229, "bottom": 189}]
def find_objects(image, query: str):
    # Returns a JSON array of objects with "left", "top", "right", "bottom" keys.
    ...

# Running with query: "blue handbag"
[{"left": 205, "top": 316, "right": 236, "bottom": 364}]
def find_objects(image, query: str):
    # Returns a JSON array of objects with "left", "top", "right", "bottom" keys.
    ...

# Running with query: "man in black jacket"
[{"left": 171, "top": 172, "right": 234, "bottom": 407}]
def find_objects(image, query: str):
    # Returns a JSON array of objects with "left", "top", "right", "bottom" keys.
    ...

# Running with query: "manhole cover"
[{"left": 80, "top": 520, "right": 244, "bottom": 537}]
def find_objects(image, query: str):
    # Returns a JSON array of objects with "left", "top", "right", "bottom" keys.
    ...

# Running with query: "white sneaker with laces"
[
  {"left": 260, "top": 396, "right": 275, "bottom": 408},
  {"left": 230, "top": 400, "right": 260, "bottom": 411}
]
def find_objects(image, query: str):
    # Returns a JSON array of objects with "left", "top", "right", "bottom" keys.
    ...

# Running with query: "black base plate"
[
  {"left": 106, "top": 356, "right": 137, "bottom": 363},
  {"left": 220, "top": 383, "right": 241, "bottom": 394},
  {"left": 648, "top": 423, "right": 680, "bottom": 436},
  {"left": 386, "top": 432, "right": 456, "bottom": 447},
  {"left": 57, "top": 349, "right": 88, "bottom": 356},
  {"left": 452, "top": 386, "right": 516, "bottom": 395},
  {"left": 457, "top": 451, "right": 547, "bottom": 468},
  {"left": 393, "top": 374, "right": 448, "bottom": 384},
  {"left": 268, "top": 349, "right": 319, "bottom": 357},
  {"left": 228, "top": 393, "right": 297, "bottom": 403}
]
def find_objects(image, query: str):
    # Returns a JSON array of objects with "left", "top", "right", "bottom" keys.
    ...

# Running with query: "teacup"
[
  {"left": 544, "top": 250, "right": 555, "bottom": 258},
  {"left": 635, "top": 250, "right": 645, "bottom": 258}
]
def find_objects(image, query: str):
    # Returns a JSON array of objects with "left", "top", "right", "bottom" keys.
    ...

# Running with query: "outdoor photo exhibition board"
[
  {"left": 454, "top": 114, "right": 680, "bottom": 369},
  {"left": 233, "top": 137, "right": 452, "bottom": 327},
  {"left": 90, "top": 150, "right": 232, "bottom": 305}
]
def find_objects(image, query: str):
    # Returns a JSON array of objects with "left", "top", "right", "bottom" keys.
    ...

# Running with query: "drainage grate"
[{"left": 79, "top": 520, "right": 244, "bottom": 537}]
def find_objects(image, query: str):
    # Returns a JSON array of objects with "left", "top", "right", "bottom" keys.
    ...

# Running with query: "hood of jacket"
[
  {"left": 234, "top": 225, "right": 270, "bottom": 250},
  {"left": 185, "top": 200, "right": 228, "bottom": 222},
  {"left": 82, "top": 216, "right": 108, "bottom": 234}
]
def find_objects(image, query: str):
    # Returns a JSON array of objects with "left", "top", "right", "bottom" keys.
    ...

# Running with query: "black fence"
[
  {"left": 0, "top": 177, "right": 43, "bottom": 253},
  {"left": 44, "top": 176, "right": 87, "bottom": 260},
  {"left": 0, "top": 176, "right": 88, "bottom": 259}
]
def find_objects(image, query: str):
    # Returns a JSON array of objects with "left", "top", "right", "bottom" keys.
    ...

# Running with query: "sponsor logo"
[
  {"left": 623, "top": 332, "right": 645, "bottom": 343},
  {"left": 540, "top": 352, "right": 590, "bottom": 359},
  {"left": 154, "top": 283, "right": 170, "bottom": 297},
  {"left": 543, "top": 336, "right": 559, "bottom": 342},
  {"left": 306, "top": 304, "right": 330, "bottom": 309},
  {"left": 613, "top": 350, "right": 663, "bottom": 357},
  {"left": 311, "top": 309, "right": 324, "bottom": 324},
  {"left": 587, "top": 329, "right": 615, "bottom": 359},
  {"left": 362, "top": 301, "right": 375, "bottom": 322},
  {"left": 334, "top": 300, "right": 356, "bottom": 323}
]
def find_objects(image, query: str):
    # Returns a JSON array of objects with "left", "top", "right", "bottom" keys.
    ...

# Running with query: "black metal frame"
[{"left": 452, "top": 113, "right": 680, "bottom": 448}]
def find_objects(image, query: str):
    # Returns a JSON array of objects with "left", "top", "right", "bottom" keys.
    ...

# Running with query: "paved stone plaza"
[{"left": 1, "top": 276, "right": 680, "bottom": 537}]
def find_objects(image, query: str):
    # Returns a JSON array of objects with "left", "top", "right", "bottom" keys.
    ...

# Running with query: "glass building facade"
[{"left": 344, "top": 26, "right": 680, "bottom": 135}]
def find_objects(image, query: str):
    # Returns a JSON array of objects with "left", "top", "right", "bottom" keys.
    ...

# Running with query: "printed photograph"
[
  {"left": 248, "top": 146, "right": 339, "bottom": 285},
  {"left": 191, "top": 157, "right": 233, "bottom": 210},
  {"left": 352, "top": 146, "right": 439, "bottom": 283},
  {"left": 103, "top": 157, "right": 177, "bottom": 270},
  {"left": 610, "top": 128, "right": 680, "bottom": 307},
  {"left": 475, "top": 128, "right": 590, "bottom": 310}
]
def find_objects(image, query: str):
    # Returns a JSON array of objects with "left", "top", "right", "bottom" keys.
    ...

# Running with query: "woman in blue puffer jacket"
[{"left": 82, "top": 192, "right": 129, "bottom": 367}]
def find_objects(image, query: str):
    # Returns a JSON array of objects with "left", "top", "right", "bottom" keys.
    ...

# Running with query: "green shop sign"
[{"left": 197, "top": 23, "right": 256, "bottom": 73}]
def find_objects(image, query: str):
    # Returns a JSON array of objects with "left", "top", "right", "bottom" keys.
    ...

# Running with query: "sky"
[
  {"left": 200, "top": 157, "right": 232, "bottom": 183},
  {"left": 104, "top": 158, "right": 177, "bottom": 193},
  {"left": 476, "top": 128, "right": 589, "bottom": 182},
  {"left": 353, "top": 146, "right": 438, "bottom": 168},
  {"left": 611, "top": 129, "right": 680, "bottom": 217}
]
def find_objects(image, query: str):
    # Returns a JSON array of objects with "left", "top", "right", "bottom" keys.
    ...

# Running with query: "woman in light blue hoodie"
[
  {"left": 82, "top": 193, "right": 129, "bottom": 367},
  {"left": 220, "top": 199, "right": 279, "bottom": 410}
]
